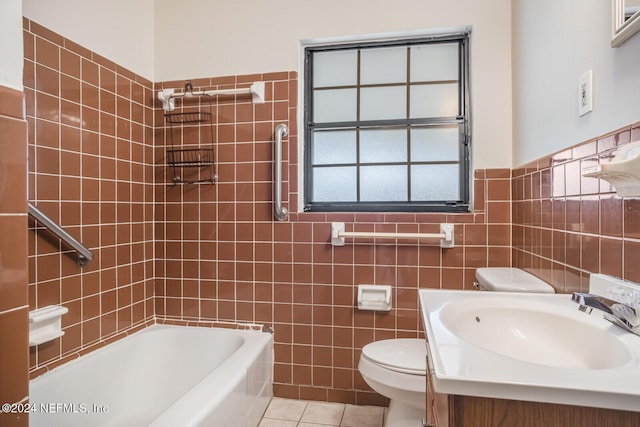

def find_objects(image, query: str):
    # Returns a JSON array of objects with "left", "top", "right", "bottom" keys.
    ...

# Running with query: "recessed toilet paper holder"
[{"left": 358, "top": 284, "right": 392, "bottom": 311}]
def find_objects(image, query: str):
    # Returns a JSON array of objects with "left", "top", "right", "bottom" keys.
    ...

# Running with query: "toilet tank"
[{"left": 475, "top": 267, "right": 555, "bottom": 293}]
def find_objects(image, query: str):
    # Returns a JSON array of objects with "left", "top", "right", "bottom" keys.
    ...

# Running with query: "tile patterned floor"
[{"left": 260, "top": 397, "right": 386, "bottom": 427}]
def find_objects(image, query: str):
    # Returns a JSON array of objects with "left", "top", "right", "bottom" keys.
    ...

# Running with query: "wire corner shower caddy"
[
  {"left": 159, "top": 79, "right": 266, "bottom": 185},
  {"left": 162, "top": 81, "right": 216, "bottom": 185}
]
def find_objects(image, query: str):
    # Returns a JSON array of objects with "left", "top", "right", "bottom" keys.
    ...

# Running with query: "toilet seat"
[{"left": 361, "top": 339, "right": 426, "bottom": 376}]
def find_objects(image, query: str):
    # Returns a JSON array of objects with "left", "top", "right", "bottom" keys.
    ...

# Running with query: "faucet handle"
[
  {"left": 572, "top": 292, "right": 640, "bottom": 329},
  {"left": 608, "top": 287, "right": 640, "bottom": 314}
]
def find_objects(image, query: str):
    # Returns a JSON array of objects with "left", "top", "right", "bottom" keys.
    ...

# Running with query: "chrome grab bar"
[
  {"left": 274, "top": 124, "right": 288, "bottom": 221},
  {"left": 28, "top": 202, "right": 93, "bottom": 266}
]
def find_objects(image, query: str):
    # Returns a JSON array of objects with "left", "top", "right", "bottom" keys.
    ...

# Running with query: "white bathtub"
[{"left": 29, "top": 324, "right": 273, "bottom": 427}]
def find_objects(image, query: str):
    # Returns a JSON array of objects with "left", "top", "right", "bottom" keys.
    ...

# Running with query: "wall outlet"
[{"left": 578, "top": 70, "right": 593, "bottom": 116}]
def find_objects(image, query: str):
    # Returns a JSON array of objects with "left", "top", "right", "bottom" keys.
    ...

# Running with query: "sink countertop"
[{"left": 418, "top": 289, "right": 640, "bottom": 412}]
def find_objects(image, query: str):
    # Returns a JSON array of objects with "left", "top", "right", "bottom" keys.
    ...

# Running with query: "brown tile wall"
[
  {"left": 154, "top": 74, "right": 514, "bottom": 404},
  {"left": 0, "top": 85, "right": 29, "bottom": 427},
  {"left": 24, "top": 19, "right": 156, "bottom": 376},
  {"left": 512, "top": 122, "right": 640, "bottom": 292},
  {"left": 27, "top": 17, "right": 640, "bottom": 410}
]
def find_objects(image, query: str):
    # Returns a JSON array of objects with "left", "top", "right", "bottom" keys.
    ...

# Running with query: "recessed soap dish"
[
  {"left": 29, "top": 305, "right": 69, "bottom": 347},
  {"left": 582, "top": 140, "right": 640, "bottom": 196}
]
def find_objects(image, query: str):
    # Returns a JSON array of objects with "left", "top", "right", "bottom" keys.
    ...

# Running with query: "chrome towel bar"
[{"left": 28, "top": 203, "right": 93, "bottom": 266}]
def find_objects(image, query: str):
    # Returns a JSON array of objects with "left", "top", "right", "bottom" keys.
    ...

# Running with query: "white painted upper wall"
[
  {"left": 12, "top": 1, "right": 513, "bottom": 168},
  {"left": 0, "top": 0, "right": 24, "bottom": 90},
  {"left": 154, "top": 0, "right": 514, "bottom": 169},
  {"left": 11, "top": 1, "right": 639, "bottom": 169},
  {"left": 22, "top": 0, "right": 155, "bottom": 81},
  {"left": 512, "top": 0, "right": 640, "bottom": 166}
]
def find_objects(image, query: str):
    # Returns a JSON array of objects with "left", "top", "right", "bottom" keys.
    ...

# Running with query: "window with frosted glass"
[{"left": 304, "top": 32, "right": 470, "bottom": 212}]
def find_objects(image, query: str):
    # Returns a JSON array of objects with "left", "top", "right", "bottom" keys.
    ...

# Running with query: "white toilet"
[
  {"left": 358, "top": 267, "right": 554, "bottom": 427},
  {"left": 474, "top": 267, "right": 555, "bottom": 293},
  {"left": 358, "top": 338, "right": 426, "bottom": 426}
]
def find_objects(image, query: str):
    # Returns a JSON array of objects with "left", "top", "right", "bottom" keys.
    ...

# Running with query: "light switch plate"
[{"left": 578, "top": 70, "right": 593, "bottom": 116}]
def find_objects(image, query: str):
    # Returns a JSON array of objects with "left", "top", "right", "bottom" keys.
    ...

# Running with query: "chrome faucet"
[{"left": 572, "top": 292, "right": 640, "bottom": 337}]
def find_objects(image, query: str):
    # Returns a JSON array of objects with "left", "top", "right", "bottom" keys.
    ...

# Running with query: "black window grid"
[{"left": 304, "top": 33, "right": 471, "bottom": 213}]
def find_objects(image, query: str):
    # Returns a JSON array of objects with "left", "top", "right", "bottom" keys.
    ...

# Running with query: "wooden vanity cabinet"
[
  {"left": 424, "top": 352, "right": 640, "bottom": 427},
  {"left": 425, "top": 350, "right": 451, "bottom": 427}
]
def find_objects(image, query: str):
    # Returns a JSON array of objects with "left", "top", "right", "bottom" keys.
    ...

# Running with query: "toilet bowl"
[
  {"left": 358, "top": 268, "right": 554, "bottom": 426},
  {"left": 358, "top": 338, "right": 426, "bottom": 427}
]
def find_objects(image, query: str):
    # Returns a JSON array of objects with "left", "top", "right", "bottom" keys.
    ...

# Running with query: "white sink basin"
[
  {"left": 419, "top": 286, "right": 640, "bottom": 412},
  {"left": 439, "top": 297, "right": 633, "bottom": 369}
]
